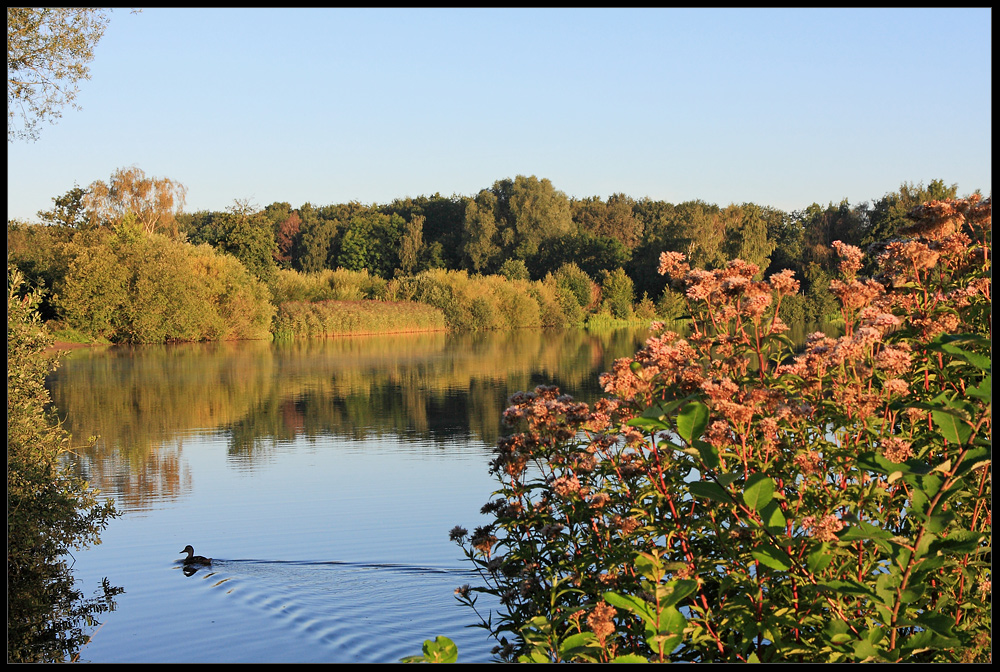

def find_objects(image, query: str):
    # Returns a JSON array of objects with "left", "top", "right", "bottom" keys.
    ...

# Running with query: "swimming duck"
[{"left": 179, "top": 545, "right": 212, "bottom": 565}]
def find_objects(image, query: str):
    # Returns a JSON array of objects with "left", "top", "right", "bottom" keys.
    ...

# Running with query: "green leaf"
[
  {"left": 559, "top": 632, "right": 599, "bottom": 660},
  {"left": 966, "top": 374, "right": 991, "bottom": 400},
  {"left": 688, "top": 481, "right": 731, "bottom": 504},
  {"left": 875, "top": 572, "right": 899, "bottom": 604},
  {"left": 898, "top": 584, "right": 925, "bottom": 604},
  {"left": 940, "top": 342, "right": 992, "bottom": 370},
  {"left": 751, "top": 543, "right": 792, "bottom": 571},
  {"left": 839, "top": 520, "right": 893, "bottom": 541},
  {"left": 627, "top": 416, "right": 669, "bottom": 432},
  {"left": 928, "top": 529, "right": 988, "bottom": 555},
  {"left": 642, "top": 399, "right": 686, "bottom": 420},
  {"left": 901, "top": 628, "right": 961, "bottom": 656},
  {"left": 400, "top": 636, "right": 458, "bottom": 663},
  {"left": 806, "top": 543, "right": 833, "bottom": 573},
  {"left": 932, "top": 408, "right": 973, "bottom": 444},
  {"left": 952, "top": 445, "right": 991, "bottom": 478},
  {"left": 645, "top": 606, "right": 686, "bottom": 654},
  {"left": 853, "top": 638, "right": 880, "bottom": 661},
  {"left": 657, "top": 579, "right": 698, "bottom": 609},
  {"left": 634, "top": 553, "right": 665, "bottom": 582},
  {"left": 916, "top": 612, "right": 957, "bottom": 637},
  {"left": 603, "top": 592, "right": 656, "bottom": 623},
  {"left": 693, "top": 439, "right": 719, "bottom": 470},
  {"left": 610, "top": 654, "right": 649, "bottom": 663},
  {"left": 924, "top": 510, "right": 955, "bottom": 534},
  {"left": 742, "top": 474, "right": 775, "bottom": 512},
  {"left": 676, "top": 401, "right": 709, "bottom": 444},
  {"left": 758, "top": 500, "right": 786, "bottom": 533},
  {"left": 818, "top": 579, "right": 877, "bottom": 600}
]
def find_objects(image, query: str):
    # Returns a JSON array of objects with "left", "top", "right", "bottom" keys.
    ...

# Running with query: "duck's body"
[{"left": 179, "top": 545, "right": 212, "bottom": 565}]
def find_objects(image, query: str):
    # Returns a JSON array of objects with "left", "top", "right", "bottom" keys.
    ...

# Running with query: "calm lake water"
[{"left": 44, "top": 327, "right": 652, "bottom": 663}]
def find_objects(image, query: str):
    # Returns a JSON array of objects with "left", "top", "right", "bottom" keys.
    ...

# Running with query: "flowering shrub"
[{"left": 445, "top": 196, "right": 991, "bottom": 662}]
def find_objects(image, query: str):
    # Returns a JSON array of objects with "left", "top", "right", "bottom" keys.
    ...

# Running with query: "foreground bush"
[
  {"left": 442, "top": 196, "right": 990, "bottom": 662},
  {"left": 8, "top": 267, "right": 122, "bottom": 661}
]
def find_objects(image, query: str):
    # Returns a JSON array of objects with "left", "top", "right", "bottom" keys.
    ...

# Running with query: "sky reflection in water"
[{"left": 46, "top": 327, "right": 649, "bottom": 663}]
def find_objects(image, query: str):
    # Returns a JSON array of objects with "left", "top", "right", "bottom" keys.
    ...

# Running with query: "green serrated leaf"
[
  {"left": 603, "top": 591, "right": 655, "bottom": 623},
  {"left": 717, "top": 472, "right": 739, "bottom": 487},
  {"left": 940, "top": 343, "right": 992, "bottom": 370},
  {"left": 658, "top": 579, "right": 698, "bottom": 609},
  {"left": 966, "top": 374, "right": 991, "bottom": 400},
  {"left": 928, "top": 529, "right": 987, "bottom": 555},
  {"left": 924, "top": 511, "right": 955, "bottom": 534},
  {"left": 932, "top": 409, "right": 973, "bottom": 444},
  {"left": 853, "top": 638, "right": 880, "bottom": 661},
  {"left": 839, "top": 520, "right": 894, "bottom": 541}
]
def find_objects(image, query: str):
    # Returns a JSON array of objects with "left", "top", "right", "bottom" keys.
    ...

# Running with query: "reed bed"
[{"left": 273, "top": 299, "right": 446, "bottom": 340}]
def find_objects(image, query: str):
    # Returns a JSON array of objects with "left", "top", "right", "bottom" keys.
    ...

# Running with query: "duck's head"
[{"left": 180, "top": 545, "right": 195, "bottom": 557}]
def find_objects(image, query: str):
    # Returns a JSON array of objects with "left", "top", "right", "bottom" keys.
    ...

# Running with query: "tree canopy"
[{"left": 7, "top": 8, "right": 116, "bottom": 141}]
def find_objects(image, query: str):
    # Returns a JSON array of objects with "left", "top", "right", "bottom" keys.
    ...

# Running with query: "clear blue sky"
[{"left": 7, "top": 7, "right": 992, "bottom": 222}]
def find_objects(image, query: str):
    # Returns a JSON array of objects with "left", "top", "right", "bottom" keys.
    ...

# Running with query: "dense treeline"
[{"left": 7, "top": 166, "right": 972, "bottom": 344}]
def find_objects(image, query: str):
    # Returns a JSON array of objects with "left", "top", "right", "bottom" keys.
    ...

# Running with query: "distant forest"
[
  {"left": 8, "top": 170, "right": 973, "bottom": 343},
  {"left": 175, "top": 175, "right": 965, "bottom": 322}
]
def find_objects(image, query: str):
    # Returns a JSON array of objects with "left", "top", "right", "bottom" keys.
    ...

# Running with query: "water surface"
[{"left": 46, "top": 327, "right": 650, "bottom": 663}]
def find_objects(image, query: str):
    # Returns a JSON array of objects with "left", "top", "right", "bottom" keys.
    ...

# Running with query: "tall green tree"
[
  {"left": 508, "top": 175, "right": 574, "bottom": 259},
  {"left": 462, "top": 190, "right": 502, "bottom": 273},
  {"left": 862, "top": 179, "right": 958, "bottom": 248},
  {"left": 36, "top": 184, "right": 90, "bottom": 229},
  {"left": 530, "top": 232, "right": 630, "bottom": 280},
  {"left": 197, "top": 200, "right": 279, "bottom": 286},
  {"left": 398, "top": 214, "right": 425, "bottom": 276},
  {"left": 674, "top": 200, "right": 727, "bottom": 270},
  {"left": 722, "top": 203, "right": 778, "bottom": 277},
  {"left": 599, "top": 267, "right": 634, "bottom": 319},
  {"left": 337, "top": 211, "right": 404, "bottom": 278},
  {"left": 572, "top": 193, "right": 642, "bottom": 250}
]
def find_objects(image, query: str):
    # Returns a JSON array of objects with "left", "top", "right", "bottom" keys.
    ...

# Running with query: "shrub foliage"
[
  {"left": 447, "top": 196, "right": 991, "bottom": 662},
  {"left": 8, "top": 266, "right": 122, "bottom": 661}
]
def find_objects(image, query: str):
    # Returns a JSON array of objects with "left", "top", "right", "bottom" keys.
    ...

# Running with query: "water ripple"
[{"left": 174, "top": 558, "right": 497, "bottom": 663}]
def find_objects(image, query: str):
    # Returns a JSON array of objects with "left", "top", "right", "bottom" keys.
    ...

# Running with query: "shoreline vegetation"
[{"left": 9, "top": 171, "right": 977, "bottom": 348}]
